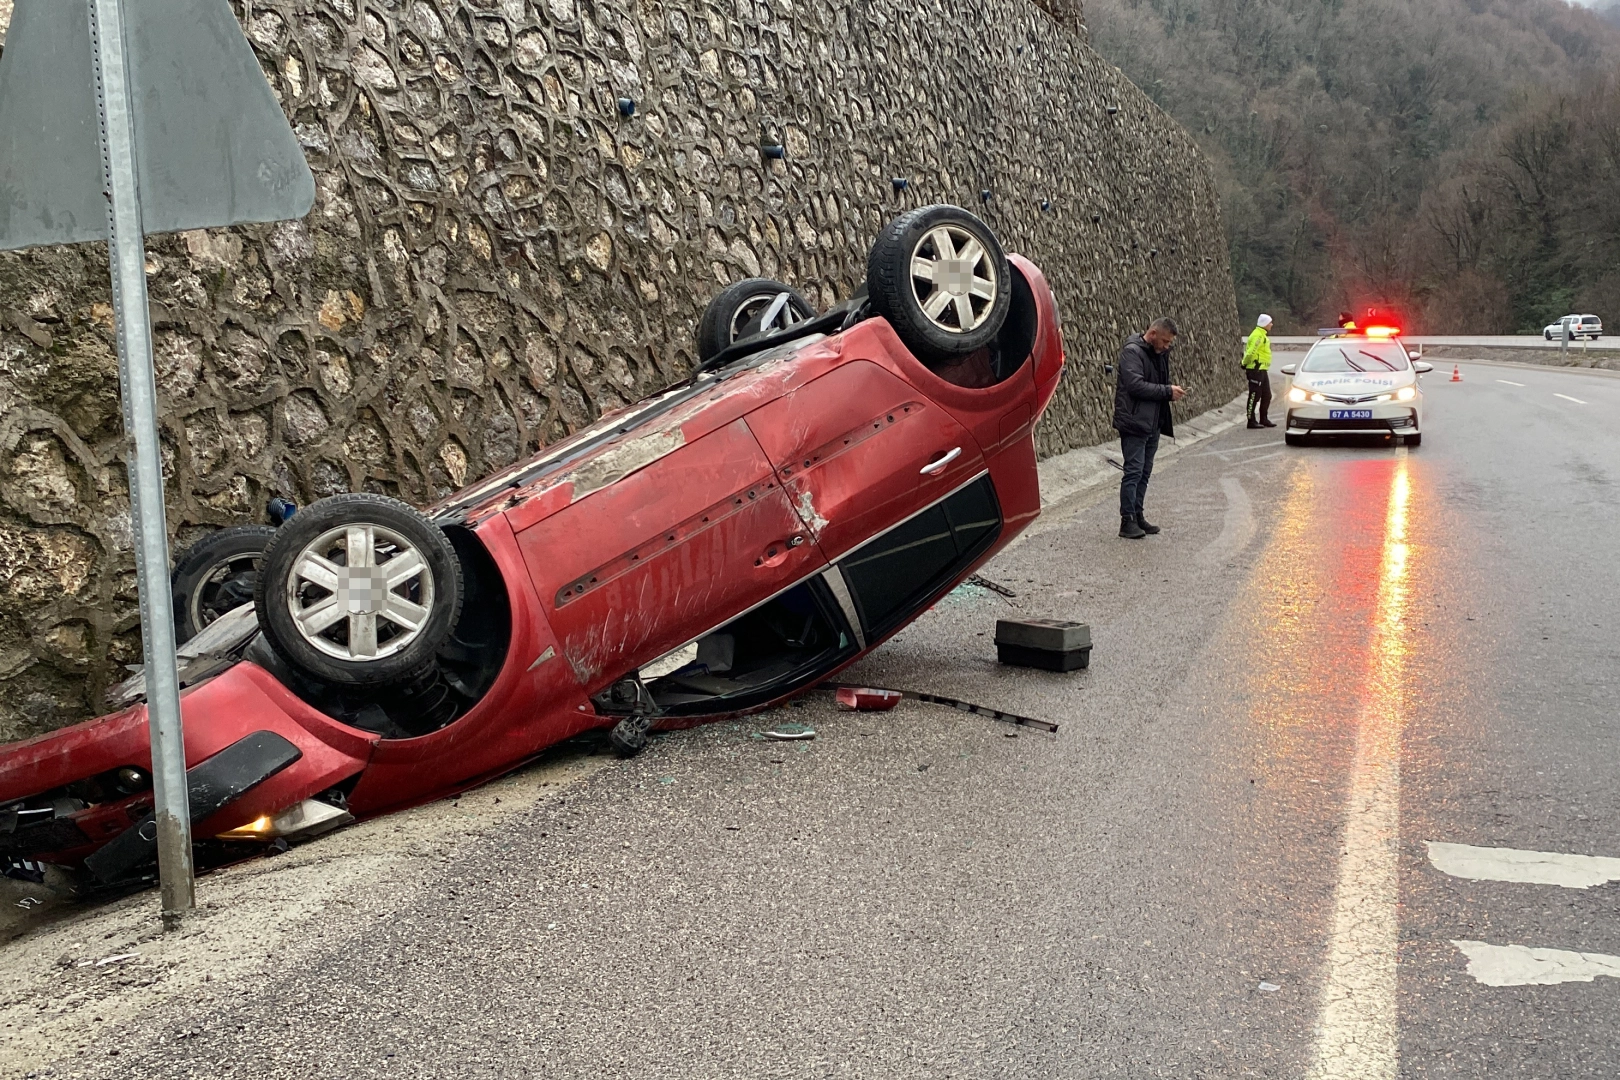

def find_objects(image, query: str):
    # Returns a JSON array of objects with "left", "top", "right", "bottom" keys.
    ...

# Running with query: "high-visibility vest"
[{"left": 1242, "top": 327, "right": 1271, "bottom": 370}]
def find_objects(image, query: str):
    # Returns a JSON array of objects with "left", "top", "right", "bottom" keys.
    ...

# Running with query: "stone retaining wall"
[{"left": 0, "top": 0, "right": 1239, "bottom": 740}]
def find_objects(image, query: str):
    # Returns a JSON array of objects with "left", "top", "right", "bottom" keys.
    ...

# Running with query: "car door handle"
[{"left": 920, "top": 447, "right": 962, "bottom": 475}]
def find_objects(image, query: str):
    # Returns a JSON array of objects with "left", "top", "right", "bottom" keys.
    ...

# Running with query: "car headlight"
[
  {"left": 1309, "top": 392, "right": 1326, "bottom": 403},
  {"left": 1397, "top": 386, "right": 1416, "bottom": 401},
  {"left": 1376, "top": 393, "right": 1393, "bottom": 402},
  {"left": 1288, "top": 387, "right": 1307, "bottom": 403}
]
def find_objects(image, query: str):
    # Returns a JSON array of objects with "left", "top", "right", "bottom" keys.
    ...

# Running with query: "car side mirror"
[
  {"left": 1413, "top": 361, "right": 1433, "bottom": 374},
  {"left": 1280, "top": 364, "right": 1297, "bottom": 375},
  {"left": 1408, "top": 350, "right": 1421, "bottom": 361}
]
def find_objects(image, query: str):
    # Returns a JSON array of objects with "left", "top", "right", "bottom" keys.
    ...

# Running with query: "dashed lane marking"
[
  {"left": 1554, "top": 393, "right": 1588, "bottom": 404},
  {"left": 1453, "top": 941, "right": 1620, "bottom": 987},
  {"left": 1304, "top": 462, "right": 1411, "bottom": 1080},
  {"left": 1495, "top": 379, "right": 1525, "bottom": 387},
  {"left": 1426, "top": 842, "right": 1620, "bottom": 889}
]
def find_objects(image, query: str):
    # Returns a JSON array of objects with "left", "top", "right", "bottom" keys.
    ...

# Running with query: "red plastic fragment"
[{"left": 834, "top": 687, "right": 903, "bottom": 711}]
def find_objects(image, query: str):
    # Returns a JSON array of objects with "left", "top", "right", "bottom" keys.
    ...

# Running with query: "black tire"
[
  {"left": 1545, "top": 331, "right": 1552, "bottom": 340},
  {"left": 1285, "top": 433, "right": 1305, "bottom": 446},
  {"left": 1406, "top": 433, "right": 1422, "bottom": 447},
  {"left": 696, "top": 278, "right": 817, "bottom": 363},
  {"left": 255, "top": 494, "right": 463, "bottom": 688},
  {"left": 171, "top": 525, "right": 279, "bottom": 642},
  {"left": 867, "top": 204, "right": 1012, "bottom": 365}
]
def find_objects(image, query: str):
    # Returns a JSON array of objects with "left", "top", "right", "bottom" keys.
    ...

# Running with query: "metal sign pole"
[{"left": 86, "top": 0, "right": 194, "bottom": 924}]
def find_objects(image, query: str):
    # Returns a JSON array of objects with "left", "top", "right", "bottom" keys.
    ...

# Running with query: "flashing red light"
[{"left": 1363, "top": 325, "right": 1401, "bottom": 338}]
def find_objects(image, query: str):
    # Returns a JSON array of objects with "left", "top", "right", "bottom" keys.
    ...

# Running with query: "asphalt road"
[{"left": 13, "top": 358, "right": 1620, "bottom": 1079}]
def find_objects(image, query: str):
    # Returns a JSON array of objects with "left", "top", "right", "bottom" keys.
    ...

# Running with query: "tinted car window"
[{"left": 839, "top": 475, "right": 1003, "bottom": 636}]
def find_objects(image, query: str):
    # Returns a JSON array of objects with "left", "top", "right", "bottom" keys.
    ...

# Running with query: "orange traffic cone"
[{"left": 1450, "top": 365, "right": 1462, "bottom": 382}]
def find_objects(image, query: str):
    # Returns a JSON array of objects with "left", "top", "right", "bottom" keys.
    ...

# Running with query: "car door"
[
  {"left": 513, "top": 416, "right": 825, "bottom": 691},
  {"left": 743, "top": 358, "right": 984, "bottom": 563},
  {"left": 833, "top": 472, "right": 1003, "bottom": 642}
]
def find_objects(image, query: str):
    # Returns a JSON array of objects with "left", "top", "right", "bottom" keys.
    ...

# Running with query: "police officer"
[{"left": 1243, "top": 314, "right": 1275, "bottom": 429}]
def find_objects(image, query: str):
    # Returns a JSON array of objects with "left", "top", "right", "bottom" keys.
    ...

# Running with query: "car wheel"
[
  {"left": 867, "top": 204, "right": 1012, "bottom": 364},
  {"left": 1406, "top": 433, "right": 1422, "bottom": 447},
  {"left": 255, "top": 494, "right": 463, "bottom": 688},
  {"left": 608, "top": 714, "right": 653, "bottom": 758},
  {"left": 171, "top": 525, "right": 278, "bottom": 642},
  {"left": 695, "top": 278, "right": 817, "bottom": 364}
]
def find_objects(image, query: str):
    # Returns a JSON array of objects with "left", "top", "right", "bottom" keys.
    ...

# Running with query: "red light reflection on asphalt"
[{"left": 1243, "top": 457, "right": 1412, "bottom": 738}]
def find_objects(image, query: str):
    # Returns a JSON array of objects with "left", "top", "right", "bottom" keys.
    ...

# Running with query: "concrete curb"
[{"left": 1036, "top": 392, "right": 1249, "bottom": 512}]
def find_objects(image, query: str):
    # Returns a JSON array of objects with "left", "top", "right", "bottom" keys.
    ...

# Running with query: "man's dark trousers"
[
  {"left": 1245, "top": 369, "right": 1272, "bottom": 423},
  {"left": 1119, "top": 430, "right": 1161, "bottom": 518}
]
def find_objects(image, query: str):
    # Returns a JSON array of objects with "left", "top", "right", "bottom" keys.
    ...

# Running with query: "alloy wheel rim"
[
  {"left": 191, "top": 552, "right": 262, "bottom": 633},
  {"left": 908, "top": 224, "right": 997, "bottom": 334},
  {"left": 284, "top": 523, "right": 435, "bottom": 662},
  {"left": 728, "top": 291, "right": 806, "bottom": 342}
]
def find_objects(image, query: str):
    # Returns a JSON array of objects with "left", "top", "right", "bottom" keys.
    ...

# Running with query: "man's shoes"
[
  {"left": 1259, "top": 417, "right": 1277, "bottom": 428},
  {"left": 1136, "top": 514, "right": 1161, "bottom": 535},
  {"left": 1119, "top": 515, "right": 1147, "bottom": 540},
  {"left": 1247, "top": 419, "right": 1263, "bottom": 429}
]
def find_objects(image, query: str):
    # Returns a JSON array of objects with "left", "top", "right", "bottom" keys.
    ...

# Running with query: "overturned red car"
[{"left": 0, "top": 205, "right": 1064, "bottom": 887}]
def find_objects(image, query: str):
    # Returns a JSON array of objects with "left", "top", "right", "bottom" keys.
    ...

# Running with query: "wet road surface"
[{"left": 13, "top": 359, "right": 1620, "bottom": 1078}]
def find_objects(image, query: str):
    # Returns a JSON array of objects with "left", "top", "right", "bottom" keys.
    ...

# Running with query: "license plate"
[{"left": 1330, "top": 409, "right": 1374, "bottom": 420}]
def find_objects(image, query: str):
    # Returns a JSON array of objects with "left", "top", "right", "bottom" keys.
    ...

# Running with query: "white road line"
[
  {"left": 1554, "top": 393, "right": 1588, "bottom": 404},
  {"left": 1453, "top": 941, "right": 1620, "bottom": 987},
  {"left": 1192, "top": 441, "right": 1286, "bottom": 459},
  {"left": 1495, "top": 379, "right": 1525, "bottom": 387},
  {"left": 1304, "top": 463, "right": 1411, "bottom": 1080},
  {"left": 1426, "top": 842, "right": 1620, "bottom": 889}
]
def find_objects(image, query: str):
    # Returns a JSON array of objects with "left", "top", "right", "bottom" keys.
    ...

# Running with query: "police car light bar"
[{"left": 1315, "top": 326, "right": 1402, "bottom": 337}]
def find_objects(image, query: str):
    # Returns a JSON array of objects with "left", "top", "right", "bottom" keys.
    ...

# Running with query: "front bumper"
[{"left": 1286, "top": 404, "right": 1419, "bottom": 436}]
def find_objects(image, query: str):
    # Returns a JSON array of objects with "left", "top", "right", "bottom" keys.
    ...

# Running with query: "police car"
[{"left": 1280, "top": 325, "right": 1432, "bottom": 447}]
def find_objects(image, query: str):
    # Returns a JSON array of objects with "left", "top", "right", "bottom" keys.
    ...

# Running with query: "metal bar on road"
[{"left": 86, "top": 0, "right": 194, "bottom": 925}]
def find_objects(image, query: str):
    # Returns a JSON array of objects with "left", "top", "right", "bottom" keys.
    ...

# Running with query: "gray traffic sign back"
[{"left": 0, "top": 0, "right": 314, "bottom": 251}]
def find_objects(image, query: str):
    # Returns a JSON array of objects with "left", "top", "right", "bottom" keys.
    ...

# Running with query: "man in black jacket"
[{"left": 1113, "top": 318, "right": 1186, "bottom": 539}]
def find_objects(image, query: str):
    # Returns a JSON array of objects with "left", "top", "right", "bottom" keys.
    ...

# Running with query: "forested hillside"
[{"left": 1086, "top": 0, "right": 1620, "bottom": 332}]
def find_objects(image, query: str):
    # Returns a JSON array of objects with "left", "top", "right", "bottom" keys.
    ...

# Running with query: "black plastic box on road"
[{"left": 994, "top": 618, "right": 1092, "bottom": 672}]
